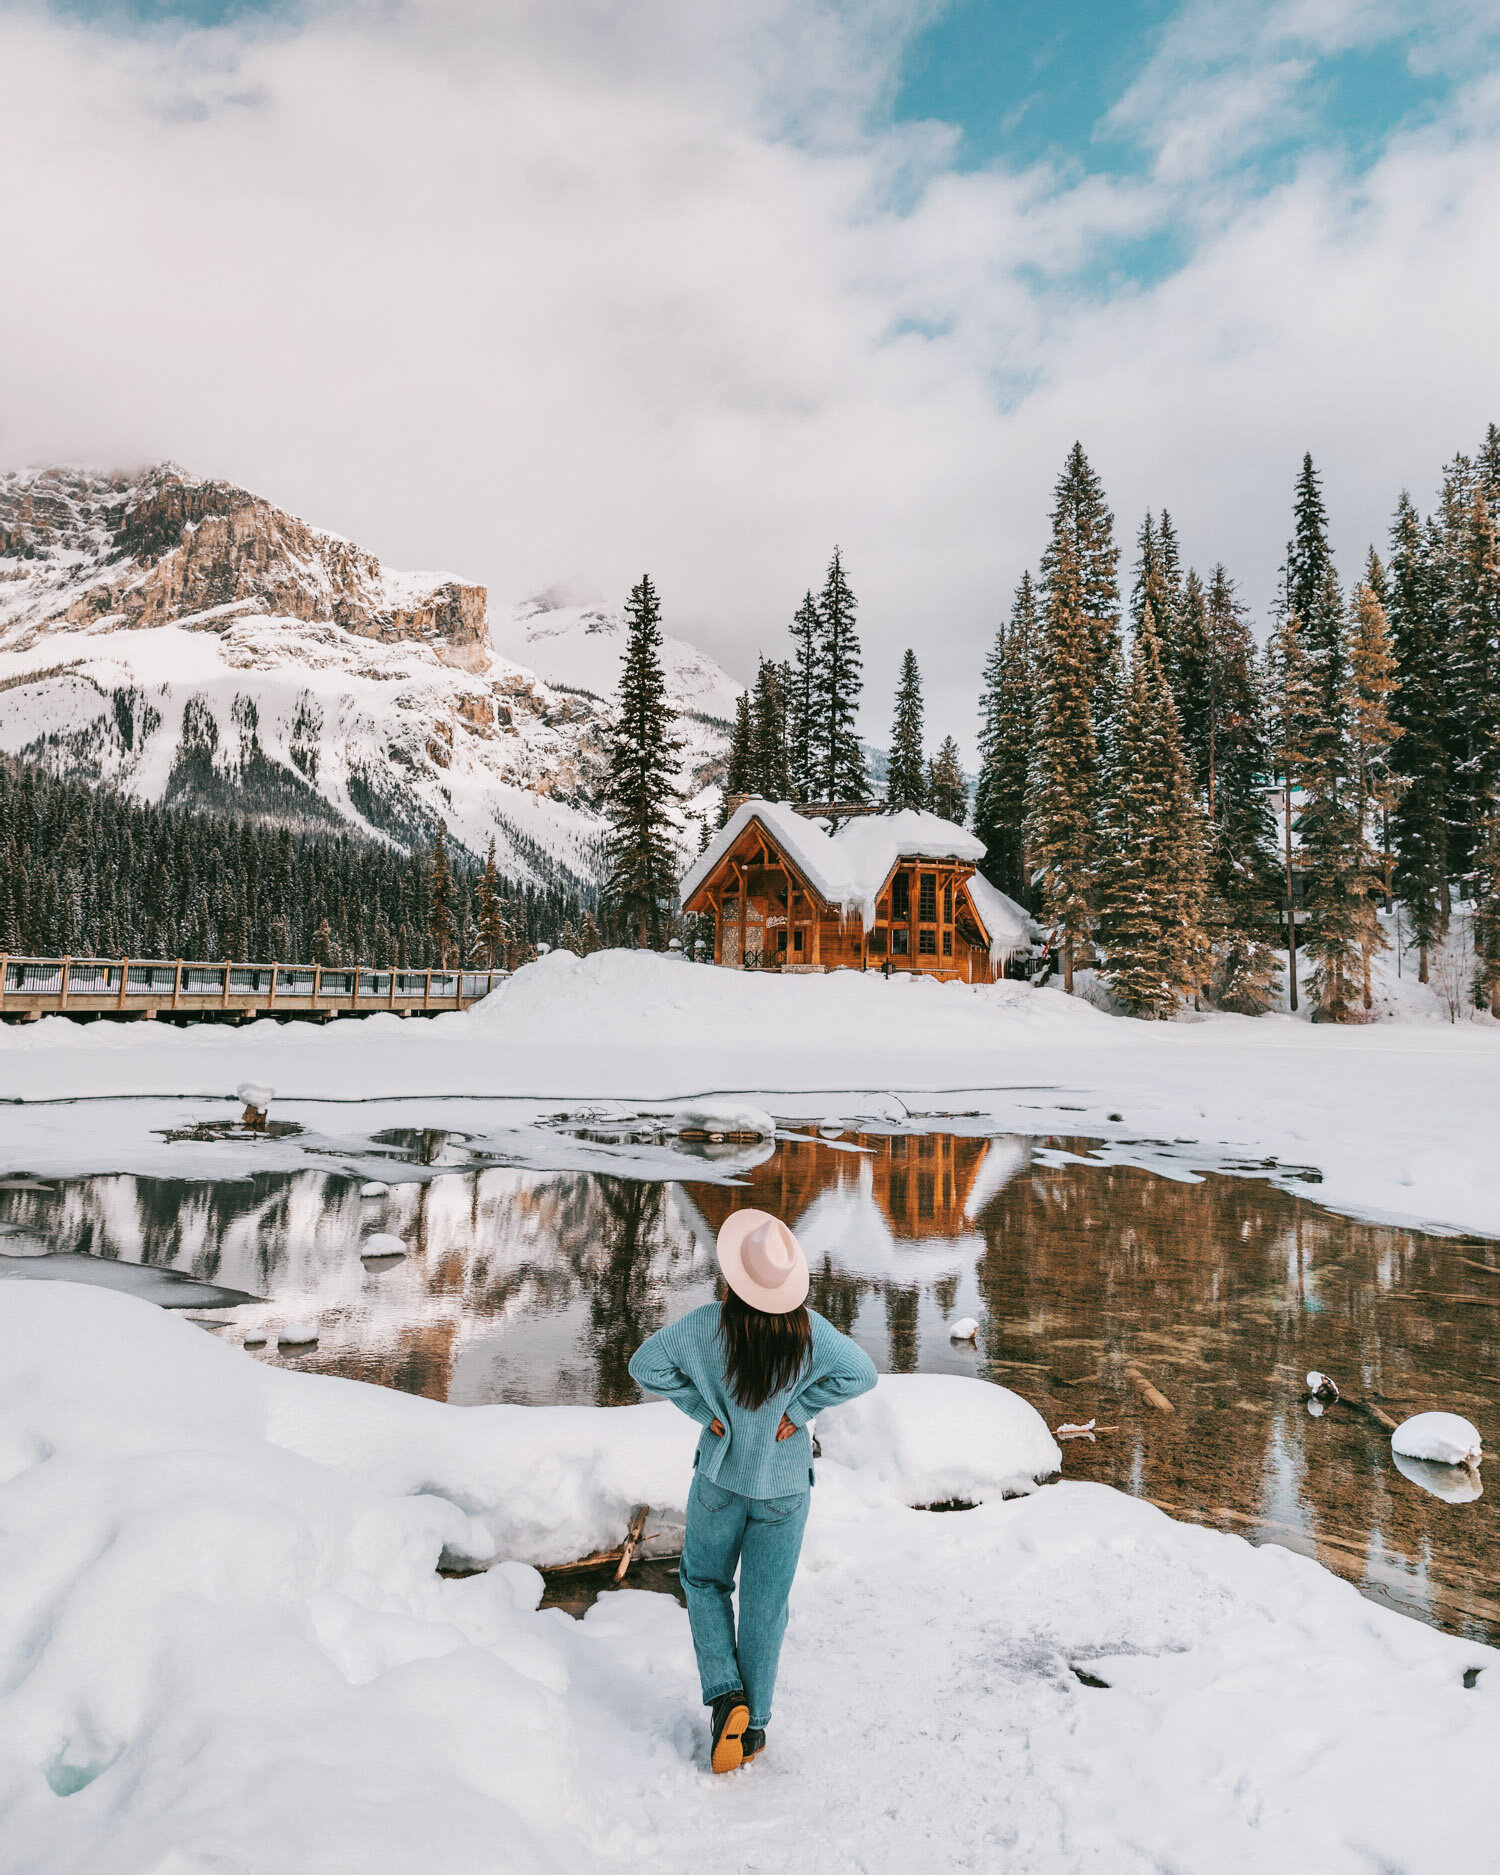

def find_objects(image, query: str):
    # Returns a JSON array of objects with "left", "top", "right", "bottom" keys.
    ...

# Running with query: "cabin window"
[
  {"left": 891, "top": 928, "right": 910, "bottom": 956},
  {"left": 777, "top": 929, "right": 788, "bottom": 953},
  {"left": 919, "top": 874, "right": 937, "bottom": 921},
  {"left": 943, "top": 881, "right": 953, "bottom": 920},
  {"left": 891, "top": 874, "right": 910, "bottom": 920},
  {"left": 918, "top": 929, "right": 936, "bottom": 955},
  {"left": 942, "top": 930, "right": 953, "bottom": 956},
  {"left": 793, "top": 929, "right": 804, "bottom": 953}
]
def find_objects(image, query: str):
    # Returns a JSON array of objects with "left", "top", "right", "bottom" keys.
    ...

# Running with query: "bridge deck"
[{"left": 0, "top": 957, "right": 506, "bottom": 1022}]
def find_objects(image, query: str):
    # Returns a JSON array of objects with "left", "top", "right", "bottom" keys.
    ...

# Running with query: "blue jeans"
[{"left": 679, "top": 1471, "right": 810, "bottom": 1730}]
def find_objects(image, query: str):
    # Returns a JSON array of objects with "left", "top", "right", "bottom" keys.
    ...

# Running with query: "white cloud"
[{"left": 1, "top": 0, "right": 1499, "bottom": 755}]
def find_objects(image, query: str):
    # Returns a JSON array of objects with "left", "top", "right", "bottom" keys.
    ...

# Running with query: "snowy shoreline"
[
  {"left": 2, "top": 949, "right": 1497, "bottom": 1238},
  {"left": 1, "top": 1283, "right": 1495, "bottom": 1875}
]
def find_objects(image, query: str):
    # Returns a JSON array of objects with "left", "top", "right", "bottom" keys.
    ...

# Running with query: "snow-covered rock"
[
  {"left": 360, "top": 1180, "right": 391, "bottom": 1198},
  {"left": 360, "top": 1232, "right": 408, "bottom": 1260},
  {"left": 814, "top": 1373, "right": 1061, "bottom": 1504},
  {"left": 236, "top": 1081, "right": 275, "bottom": 1112},
  {"left": 1392, "top": 1412, "right": 1483, "bottom": 1467},
  {"left": 277, "top": 1321, "right": 319, "bottom": 1346},
  {"left": 947, "top": 1317, "right": 979, "bottom": 1341},
  {"left": 669, "top": 1100, "right": 775, "bottom": 1139}
]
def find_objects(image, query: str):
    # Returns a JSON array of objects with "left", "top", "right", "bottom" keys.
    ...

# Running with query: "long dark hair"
[{"left": 717, "top": 1290, "right": 812, "bottom": 1411}]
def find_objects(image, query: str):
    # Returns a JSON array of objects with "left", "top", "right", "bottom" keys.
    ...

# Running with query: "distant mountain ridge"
[{"left": 0, "top": 465, "right": 738, "bottom": 887}]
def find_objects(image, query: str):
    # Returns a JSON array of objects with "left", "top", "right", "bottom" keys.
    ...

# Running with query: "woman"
[{"left": 629, "top": 1209, "right": 877, "bottom": 1774}]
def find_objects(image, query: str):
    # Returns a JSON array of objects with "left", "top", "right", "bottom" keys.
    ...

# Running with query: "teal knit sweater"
[{"left": 629, "top": 1304, "right": 878, "bottom": 1500}]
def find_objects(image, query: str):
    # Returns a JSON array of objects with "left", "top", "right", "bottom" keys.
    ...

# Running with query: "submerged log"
[{"left": 614, "top": 1504, "right": 650, "bottom": 1583}]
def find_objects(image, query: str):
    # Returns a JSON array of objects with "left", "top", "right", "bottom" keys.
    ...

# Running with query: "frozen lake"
[{"left": 2, "top": 1117, "right": 1493, "bottom": 1644}]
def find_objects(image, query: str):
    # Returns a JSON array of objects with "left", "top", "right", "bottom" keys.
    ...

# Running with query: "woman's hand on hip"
[
  {"left": 775, "top": 1414, "right": 798, "bottom": 1442},
  {"left": 709, "top": 1418, "right": 724, "bottom": 1437}
]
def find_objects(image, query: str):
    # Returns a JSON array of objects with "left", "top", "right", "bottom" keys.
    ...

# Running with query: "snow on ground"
[
  {"left": 2, "top": 948, "right": 1498, "bottom": 1237},
  {"left": 1, "top": 1284, "right": 1494, "bottom": 1875}
]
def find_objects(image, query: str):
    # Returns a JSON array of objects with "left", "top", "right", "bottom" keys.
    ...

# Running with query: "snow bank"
[
  {"left": 814, "top": 1373, "right": 1061, "bottom": 1504},
  {"left": 665, "top": 1099, "right": 775, "bottom": 1138},
  {"left": 0, "top": 1284, "right": 1496, "bottom": 1874}
]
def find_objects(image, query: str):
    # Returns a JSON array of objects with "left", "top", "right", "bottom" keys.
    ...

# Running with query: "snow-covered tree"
[
  {"left": 973, "top": 573, "right": 1037, "bottom": 904},
  {"left": 886, "top": 649, "right": 927, "bottom": 811},
  {"left": 603, "top": 573, "right": 683, "bottom": 947},
  {"left": 814, "top": 548, "right": 867, "bottom": 801},
  {"left": 1096, "top": 604, "right": 1208, "bottom": 1018},
  {"left": 926, "top": 736, "right": 968, "bottom": 824}
]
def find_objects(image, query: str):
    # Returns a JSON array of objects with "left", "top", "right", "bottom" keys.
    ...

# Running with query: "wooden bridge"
[{"left": 0, "top": 956, "right": 506, "bottom": 1023}]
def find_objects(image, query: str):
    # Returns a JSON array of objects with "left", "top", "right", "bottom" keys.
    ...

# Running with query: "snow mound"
[
  {"left": 236, "top": 1081, "right": 275, "bottom": 1109},
  {"left": 360, "top": 1232, "right": 409, "bottom": 1259},
  {"left": 668, "top": 1100, "right": 774, "bottom": 1138},
  {"left": 813, "top": 1373, "right": 1061, "bottom": 1504},
  {"left": 1392, "top": 1412, "right": 1483, "bottom": 1467},
  {"left": 2, "top": 1285, "right": 1497, "bottom": 1873}
]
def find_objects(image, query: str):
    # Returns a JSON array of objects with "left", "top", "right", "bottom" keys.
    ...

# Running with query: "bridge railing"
[{"left": 0, "top": 956, "right": 506, "bottom": 1016}]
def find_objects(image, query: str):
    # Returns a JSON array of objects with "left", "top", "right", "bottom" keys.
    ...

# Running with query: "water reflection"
[{"left": 1, "top": 1131, "right": 1494, "bottom": 1646}]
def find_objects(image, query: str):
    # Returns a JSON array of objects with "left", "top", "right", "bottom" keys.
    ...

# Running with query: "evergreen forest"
[{"left": 0, "top": 757, "right": 592, "bottom": 969}]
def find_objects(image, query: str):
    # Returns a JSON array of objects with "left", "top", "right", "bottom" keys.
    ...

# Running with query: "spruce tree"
[
  {"left": 786, "top": 592, "right": 820, "bottom": 800},
  {"left": 973, "top": 572, "right": 1037, "bottom": 903},
  {"left": 1025, "top": 444, "right": 1120, "bottom": 989},
  {"left": 1347, "top": 565, "right": 1402, "bottom": 1010},
  {"left": 926, "top": 737, "right": 968, "bottom": 825},
  {"left": 750, "top": 658, "right": 791, "bottom": 801},
  {"left": 1388, "top": 491, "right": 1450, "bottom": 977},
  {"left": 1173, "top": 567, "right": 1213, "bottom": 796},
  {"left": 1203, "top": 566, "right": 1282, "bottom": 1012},
  {"left": 814, "top": 548, "right": 867, "bottom": 802},
  {"left": 886, "top": 649, "right": 927, "bottom": 811},
  {"left": 477, "top": 836, "right": 509, "bottom": 966},
  {"left": 427, "top": 823, "right": 456, "bottom": 967},
  {"left": 1096, "top": 604, "right": 1208, "bottom": 1018},
  {"left": 603, "top": 573, "right": 684, "bottom": 947},
  {"left": 1266, "top": 602, "right": 1316, "bottom": 1012},
  {"left": 313, "top": 917, "right": 333, "bottom": 966},
  {"left": 1448, "top": 485, "right": 1500, "bottom": 883},
  {"left": 721, "top": 691, "right": 754, "bottom": 822}
]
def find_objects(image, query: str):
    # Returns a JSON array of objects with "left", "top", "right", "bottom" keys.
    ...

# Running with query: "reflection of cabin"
[
  {"left": 681, "top": 799, "right": 1034, "bottom": 985},
  {"left": 692, "top": 1132, "right": 995, "bottom": 1242}
]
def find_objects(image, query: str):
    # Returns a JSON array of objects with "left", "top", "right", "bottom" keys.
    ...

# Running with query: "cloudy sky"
[{"left": 4, "top": 0, "right": 1500, "bottom": 750}]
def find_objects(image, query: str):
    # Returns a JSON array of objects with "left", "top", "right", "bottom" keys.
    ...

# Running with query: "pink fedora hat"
[{"left": 716, "top": 1209, "right": 810, "bottom": 1314}]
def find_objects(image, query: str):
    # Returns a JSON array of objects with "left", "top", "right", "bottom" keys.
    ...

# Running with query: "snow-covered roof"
[{"left": 681, "top": 798, "right": 1028, "bottom": 954}]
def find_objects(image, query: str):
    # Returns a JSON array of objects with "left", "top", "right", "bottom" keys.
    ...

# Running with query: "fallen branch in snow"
[{"left": 613, "top": 1504, "right": 649, "bottom": 1583}]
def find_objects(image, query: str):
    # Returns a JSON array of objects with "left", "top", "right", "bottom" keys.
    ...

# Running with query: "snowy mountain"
[{"left": 0, "top": 466, "right": 741, "bottom": 887}]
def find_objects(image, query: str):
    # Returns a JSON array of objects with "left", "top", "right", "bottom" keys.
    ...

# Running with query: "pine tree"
[
  {"left": 477, "top": 836, "right": 510, "bottom": 966},
  {"left": 926, "top": 736, "right": 967, "bottom": 824},
  {"left": 1096, "top": 604, "right": 1208, "bottom": 1017},
  {"left": 1473, "top": 799, "right": 1500, "bottom": 1017},
  {"left": 1173, "top": 568, "right": 1213, "bottom": 795},
  {"left": 786, "top": 592, "right": 820, "bottom": 800},
  {"left": 426, "top": 823, "right": 456, "bottom": 967},
  {"left": 1297, "top": 581, "right": 1365, "bottom": 1021},
  {"left": 1025, "top": 444, "right": 1120, "bottom": 990},
  {"left": 972, "top": 573, "right": 1036, "bottom": 903},
  {"left": 1388, "top": 492, "right": 1450, "bottom": 978},
  {"left": 886, "top": 649, "right": 927, "bottom": 811},
  {"left": 1448, "top": 486, "right": 1500, "bottom": 883},
  {"left": 749, "top": 658, "right": 791, "bottom": 801},
  {"left": 814, "top": 548, "right": 867, "bottom": 802},
  {"left": 1203, "top": 566, "right": 1282, "bottom": 1012},
  {"left": 603, "top": 573, "right": 684, "bottom": 947},
  {"left": 313, "top": 917, "right": 333, "bottom": 966},
  {"left": 1347, "top": 565, "right": 1402, "bottom": 1010},
  {"left": 1266, "top": 602, "right": 1316, "bottom": 1012},
  {"left": 721, "top": 691, "right": 753, "bottom": 823}
]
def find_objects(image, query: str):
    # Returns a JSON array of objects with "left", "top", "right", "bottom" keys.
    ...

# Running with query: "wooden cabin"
[{"left": 680, "top": 799, "right": 1034, "bottom": 985}]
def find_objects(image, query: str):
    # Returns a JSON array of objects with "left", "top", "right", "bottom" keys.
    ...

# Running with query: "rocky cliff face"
[
  {"left": 0, "top": 465, "right": 734, "bottom": 887},
  {"left": 1, "top": 464, "right": 489, "bottom": 670}
]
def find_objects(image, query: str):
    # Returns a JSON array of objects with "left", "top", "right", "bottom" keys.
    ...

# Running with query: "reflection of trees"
[
  {"left": 970, "top": 1144, "right": 1500, "bottom": 1644},
  {"left": 582, "top": 1179, "right": 670, "bottom": 1405},
  {"left": 884, "top": 1286, "right": 920, "bottom": 1373},
  {"left": 807, "top": 1256, "right": 868, "bottom": 1335}
]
